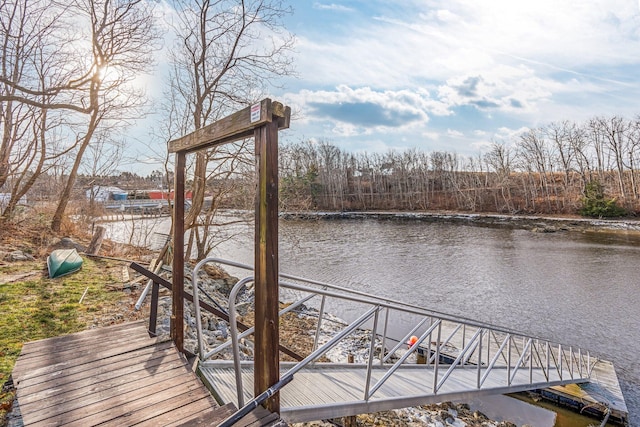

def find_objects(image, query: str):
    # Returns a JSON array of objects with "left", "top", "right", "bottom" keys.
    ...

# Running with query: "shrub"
[{"left": 579, "top": 180, "right": 627, "bottom": 218}]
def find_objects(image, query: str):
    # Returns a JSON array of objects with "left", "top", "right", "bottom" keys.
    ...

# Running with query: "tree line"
[{"left": 278, "top": 116, "right": 640, "bottom": 217}]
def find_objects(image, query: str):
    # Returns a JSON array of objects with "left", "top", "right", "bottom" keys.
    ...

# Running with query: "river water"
[{"left": 105, "top": 214, "right": 639, "bottom": 425}]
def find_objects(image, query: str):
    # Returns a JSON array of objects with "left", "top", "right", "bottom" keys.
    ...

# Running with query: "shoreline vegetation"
[
  {"left": 2, "top": 209, "right": 637, "bottom": 426},
  {"left": 280, "top": 210, "right": 640, "bottom": 233}
]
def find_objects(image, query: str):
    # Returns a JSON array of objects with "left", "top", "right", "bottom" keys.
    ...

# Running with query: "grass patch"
[{"left": 0, "top": 257, "right": 134, "bottom": 424}]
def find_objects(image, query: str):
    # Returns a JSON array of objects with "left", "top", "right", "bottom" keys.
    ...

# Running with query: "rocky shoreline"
[{"left": 281, "top": 210, "right": 640, "bottom": 234}]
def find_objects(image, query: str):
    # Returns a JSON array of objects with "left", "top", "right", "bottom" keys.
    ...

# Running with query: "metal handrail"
[
  {"left": 191, "top": 258, "right": 578, "bottom": 340},
  {"left": 366, "top": 319, "right": 441, "bottom": 399},
  {"left": 436, "top": 328, "right": 483, "bottom": 392},
  {"left": 228, "top": 276, "right": 255, "bottom": 407},
  {"left": 190, "top": 257, "right": 597, "bottom": 409}
]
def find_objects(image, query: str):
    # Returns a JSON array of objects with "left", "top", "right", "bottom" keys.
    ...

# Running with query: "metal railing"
[{"left": 191, "top": 257, "right": 597, "bottom": 409}]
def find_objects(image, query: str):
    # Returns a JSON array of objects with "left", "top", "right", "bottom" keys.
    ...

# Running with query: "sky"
[
  {"left": 272, "top": 0, "right": 640, "bottom": 156},
  {"left": 132, "top": 0, "right": 640, "bottom": 174}
]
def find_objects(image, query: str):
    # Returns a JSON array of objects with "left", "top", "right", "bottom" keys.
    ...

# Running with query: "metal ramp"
[
  {"left": 200, "top": 362, "right": 589, "bottom": 423},
  {"left": 190, "top": 258, "right": 596, "bottom": 424}
]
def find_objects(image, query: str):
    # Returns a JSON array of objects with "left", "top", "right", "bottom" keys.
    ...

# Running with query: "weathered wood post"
[
  {"left": 86, "top": 225, "right": 106, "bottom": 255},
  {"left": 168, "top": 99, "right": 290, "bottom": 413},
  {"left": 254, "top": 116, "right": 280, "bottom": 412},
  {"left": 172, "top": 151, "right": 186, "bottom": 353}
]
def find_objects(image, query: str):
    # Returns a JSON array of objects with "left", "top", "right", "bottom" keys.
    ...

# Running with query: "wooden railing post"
[
  {"left": 148, "top": 280, "right": 159, "bottom": 337},
  {"left": 254, "top": 118, "right": 280, "bottom": 413},
  {"left": 172, "top": 151, "right": 186, "bottom": 353}
]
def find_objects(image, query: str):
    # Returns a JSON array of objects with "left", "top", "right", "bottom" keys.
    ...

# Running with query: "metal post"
[
  {"left": 461, "top": 324, "right": 466, "bottom": 365},
  {"left": 432, "top": 322, "right": 442, "bottom": 393},
  {"left": 380, "top": 307, "right": 389, "bottom": 366},
  {"left": 364, "top": 307, "right": 380, "bottom": 399},
  {"left": 313, "top": 295, "right": 327, "bottom": 353},
  {"left": 476, "top": 329, "right": 483, "bottom": 388},
  {"left": 570, "top": 346, "right": 574, "bottom": 379},
  {"left": 546, "top": 342, "right": 550, "bottom": 379},
  {"left": 507, "top": 336, "right": 512, "bottom": 386},
  {"left": 559, "top": 344, "right": 563, "bottom": 380}
]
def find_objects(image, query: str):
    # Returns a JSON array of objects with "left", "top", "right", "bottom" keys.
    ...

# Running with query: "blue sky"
[
  {"left": 270, "top": 0, "right": 640, "bottom": 157},
  {"left": 131, "top": 0, "right": 640, "bottom": 174}
]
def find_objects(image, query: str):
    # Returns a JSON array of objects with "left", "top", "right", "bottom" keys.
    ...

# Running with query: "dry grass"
[
  {"left": 0, "top": 209, "right": 152, "bottom": 426},
  {"left": 237, "top": 304, "right": 330, "bottom": 363}
]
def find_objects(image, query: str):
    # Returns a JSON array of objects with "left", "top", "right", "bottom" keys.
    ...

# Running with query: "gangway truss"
[{"left": 191, "top": 258, "right": 595, "bottom": 423}]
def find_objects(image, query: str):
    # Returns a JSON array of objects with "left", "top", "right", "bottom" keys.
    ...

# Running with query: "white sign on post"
[{"left": 250, "top": 103, "right": 261, "bottom": 123}]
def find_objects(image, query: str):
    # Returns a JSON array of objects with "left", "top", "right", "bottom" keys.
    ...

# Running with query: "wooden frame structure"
[{"left": 168, "top": 99, "right": 291, "bottom": 412}]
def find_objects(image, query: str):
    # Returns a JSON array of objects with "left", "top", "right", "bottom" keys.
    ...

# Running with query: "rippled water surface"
[{"left": 107, "top": 216, "right": 640, "bottom": 424}]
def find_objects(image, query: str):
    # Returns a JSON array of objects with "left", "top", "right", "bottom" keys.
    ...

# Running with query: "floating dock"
[
  {"left": 414, "top": 329, "right": 628, "bottom": 425},
  {"left": 529, "top": 359, "right": 628, "bottom": 425}
]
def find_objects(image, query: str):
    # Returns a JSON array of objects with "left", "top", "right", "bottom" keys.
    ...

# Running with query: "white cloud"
[
  {"left": 283, "top": 85, "right": 445, "bottom": 135},
  {"left": 496, "top": 126, "right": 531, "bottom": 140},
  {"left": 290, "top": 0, "right": 640, "bottom": 119},
  {"left": 312, "top": 2, "right": 354, "bottom": 12},
  {"left": 331, "top": 121, "right": 360, "bottom": 137}
]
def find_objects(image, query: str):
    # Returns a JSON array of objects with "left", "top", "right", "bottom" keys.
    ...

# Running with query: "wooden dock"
[{"left": 11, "top": 321, "right": 282, "bottom": 426}]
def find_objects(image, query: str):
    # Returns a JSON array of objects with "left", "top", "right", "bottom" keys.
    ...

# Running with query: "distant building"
[{"left": 86, "top": 186, "right": 128, "bottom": 202}]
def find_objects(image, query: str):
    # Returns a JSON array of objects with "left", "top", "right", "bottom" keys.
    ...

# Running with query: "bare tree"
[
  {"left": 81, "top": 131, "right": 123, "bottom": 209},
  {"left": 50, "top": 0, "right": 159, "bottom": 231},
  {"left": 0, "top": 0, "right": 81, "bottom": 219},
  {"left": 517, "top": 128, "right": 556, "bottom": 212},
  {"left": 628, "top": 116, "right": 640, "bottom": 200},
  {"left": 0, "top": 1, "right": 90, "bottom": 115},
  {"left": 567, "top": 121, "right": 591, "bottom": 186},
  {"left": 166, "top": 0, "right": 295, "bottom": 260},
  {"left": 484, "top": 141, "right": 514, "bottom": 212},
  {"left": 592, "top": 116, "right": 631, "bottom": 203}
]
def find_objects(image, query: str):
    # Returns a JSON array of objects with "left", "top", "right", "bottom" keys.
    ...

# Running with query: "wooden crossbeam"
[{"left": 168, "top": 99, "right": 290, "bottom": 153}]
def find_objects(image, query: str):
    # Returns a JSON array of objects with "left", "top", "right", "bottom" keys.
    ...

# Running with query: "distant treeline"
[{"left": 276, "top": 116, "right": 640, "bottom": 216}]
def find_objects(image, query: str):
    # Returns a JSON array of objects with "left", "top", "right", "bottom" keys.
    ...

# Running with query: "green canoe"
[{"left": 47, "top": 248, "right": 83, "bottom": 278}]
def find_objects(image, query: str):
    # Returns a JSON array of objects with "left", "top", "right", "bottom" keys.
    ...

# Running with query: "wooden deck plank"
[
  {"left": 240, "top": 407, "right": 282, "bottom": 427},
  {"left": 144, "top": 397, "right": 234, "bottom": 426},
  {"left": 60, "top": 380, "right": 208, "bottom": 427},
  {"left": 18, "top": 321, "right": 147, "bottom": 355},
  {"left": 15, "top": 340, "right": 174, "bottom": 386},
  {"left": 12, "top": 321, "right": 230, "bottom": 427},
  {"left": 13, "top": 332, "right": 161, "bottom": 373},
  {"left": 17, "top": 345, "right": 181, "bottom": 402},
  {"left": 19, "top": 360, "right": 188, "bottom": 419},
  {"left": 27, "top": 380, "right": 204, "bottom": 427}
]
